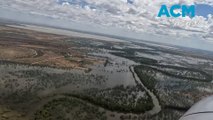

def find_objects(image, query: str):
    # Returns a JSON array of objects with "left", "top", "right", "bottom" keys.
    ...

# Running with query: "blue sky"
[{"left": 196, "top": 4, "right": 213, "bottom": 18}]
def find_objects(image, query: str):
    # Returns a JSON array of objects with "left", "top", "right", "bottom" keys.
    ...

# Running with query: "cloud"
[{"left": 0, "top": 0, "right": 212, "bottom": 42}]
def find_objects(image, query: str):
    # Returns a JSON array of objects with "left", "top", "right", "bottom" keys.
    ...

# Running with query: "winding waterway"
[{"left": 130, "top": 66, "right": 161, "bottom": 115}]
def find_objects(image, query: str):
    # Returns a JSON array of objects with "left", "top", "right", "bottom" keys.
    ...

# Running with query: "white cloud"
[{"left": 0, "top": 0, "right": 212, "bottom": 42}]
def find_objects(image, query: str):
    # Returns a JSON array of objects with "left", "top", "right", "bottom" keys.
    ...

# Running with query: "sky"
[
  {"left": 196, "top": 4, "right": 213, "bottom": 18},
  {"left": 0, "top": 0, "right": 212, "bottom": 51}
]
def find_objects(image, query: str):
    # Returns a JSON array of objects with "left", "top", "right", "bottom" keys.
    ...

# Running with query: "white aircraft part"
[{"left": 180, "top": 96, "right": 213, "bottom": 120}]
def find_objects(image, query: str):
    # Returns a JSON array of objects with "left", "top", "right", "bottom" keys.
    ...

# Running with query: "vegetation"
[
  {"left": 64, "top": 85, "right": 154, "bottom": 114},
  {"left": 35, "top": 97, "right": 107, "bottom": 120},
  {"left": 135, "top": 64, "right": 211, "bottom": 82},
  {"left": 134, "top": 66, "right": 157, "bottom": 93}
]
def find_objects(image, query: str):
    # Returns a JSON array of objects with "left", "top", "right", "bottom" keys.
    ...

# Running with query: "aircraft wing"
[{"left": 180, "top": 96, "right": 213, "bottom": 120}]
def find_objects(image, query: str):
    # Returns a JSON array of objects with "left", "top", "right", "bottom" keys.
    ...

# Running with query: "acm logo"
[{"left": 157, "top": 4, "right": 195, "bottom": 18}]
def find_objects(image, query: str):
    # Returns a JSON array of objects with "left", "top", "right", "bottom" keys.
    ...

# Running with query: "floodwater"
[
  {"left": 130, "top": 66, "right": 161, "bottom": 115},
  {"left": 90, "top": 51, "right": 137, "bottom": 88},
  {"left": 91, "top": 50, "right": 161, "bottom": 115}
]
